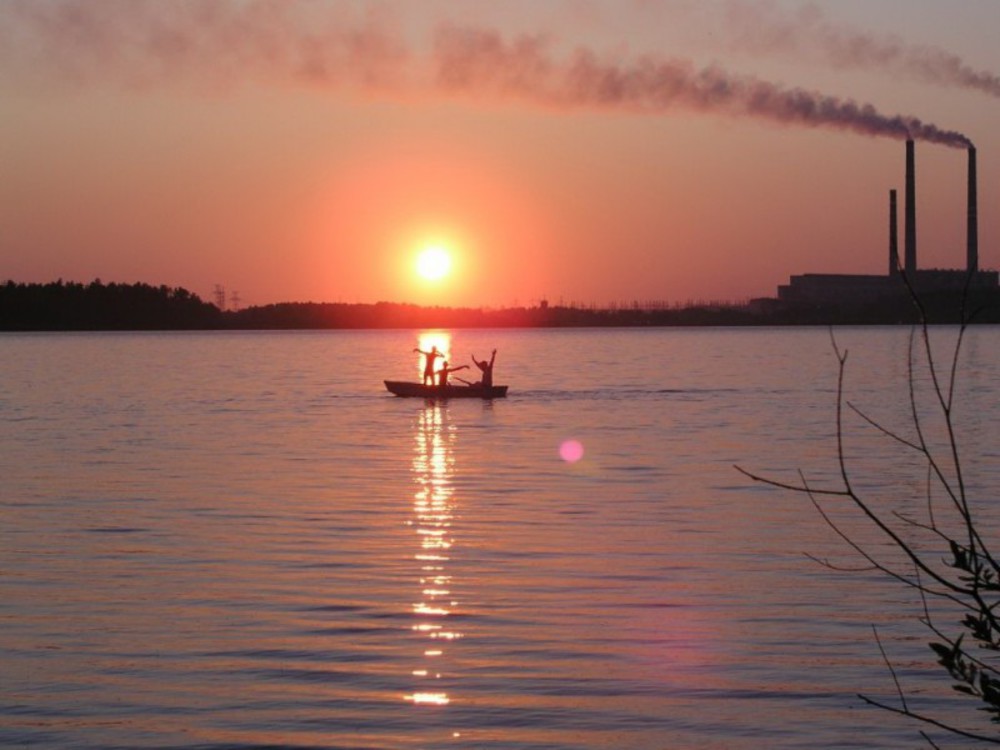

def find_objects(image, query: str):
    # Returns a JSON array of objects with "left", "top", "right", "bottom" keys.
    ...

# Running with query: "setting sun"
[{"left": 415, "top": 246, "right": 452, "bottom": 282}]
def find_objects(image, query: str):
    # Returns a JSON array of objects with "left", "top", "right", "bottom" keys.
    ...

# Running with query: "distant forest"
[
  {"left": 2, "top": 280, "right": 999, "bottom": 331},
  {"left": 0, "top": 280, "right": 221, "bottom": 330}
]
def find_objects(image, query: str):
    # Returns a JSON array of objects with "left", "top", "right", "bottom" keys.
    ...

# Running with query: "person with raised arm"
[
  {"left": 414, "top": 345, "right": 443, "bottom": 386},
  {"left": 471, "top": 349, "right": 497, "bottom": 388},
  {"left": 437, "top": 361, "right": 469, "bottom": 387}
]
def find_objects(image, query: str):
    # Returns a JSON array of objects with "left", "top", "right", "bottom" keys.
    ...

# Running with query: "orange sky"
[{"left": 3, "top": 0, "right": 1000, "bottom": 308}]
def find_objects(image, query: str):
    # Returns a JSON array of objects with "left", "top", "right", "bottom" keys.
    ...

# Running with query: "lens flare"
[{"left": 559, "top": 439, "right": 584, "bottom": 463}]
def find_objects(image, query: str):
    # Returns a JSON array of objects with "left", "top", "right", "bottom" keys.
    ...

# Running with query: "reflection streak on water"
[
  {"left": 405, "top": 403, "right": 462, "bottom": 707},
  {"left": 416, "top": 331, "right": 453, "bottom": 381}
]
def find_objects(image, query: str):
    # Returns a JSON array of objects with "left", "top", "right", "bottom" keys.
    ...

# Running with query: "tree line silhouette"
[
  {"left": 0, "top": 280, "right": 221, "bottom": 330},
  {"left": 2, "top": 279, "right": 999, "bottom": 330}
]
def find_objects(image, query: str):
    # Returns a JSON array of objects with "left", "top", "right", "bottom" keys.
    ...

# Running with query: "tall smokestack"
[
  {"left": 888, "top": 189, "right": 898, "bottom": 275},
  {"left": 905, "top": 139, "right": 917, "bottom": 277},
  {"left": 968, "top": 146, "right": 979, "bottom": 274}
]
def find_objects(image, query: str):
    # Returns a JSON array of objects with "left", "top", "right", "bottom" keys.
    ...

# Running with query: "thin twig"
[
  {"left": 872, "top": 624, "right": 907, "bottom": 712},
  {"left": 857, "top": 695, "right": 1000, "bottom": 744}
]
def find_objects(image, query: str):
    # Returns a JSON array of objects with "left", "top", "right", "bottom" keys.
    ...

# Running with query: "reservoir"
[{"left": 2, "top": 326, "right": 998, "bottom": 748}]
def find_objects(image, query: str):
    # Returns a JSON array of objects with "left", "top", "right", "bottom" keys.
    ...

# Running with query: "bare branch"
[
  {"left": 733, "top": 465, "right": 848, "bottom": 496},
  {"left": 847, "top": 400, "right": 922, "bottom": 452},
  {"left": 873, "top": 624, "right": 907, "bottom": 712},
  {"left": 857, "top": 694, "right": 1000, "bottom": 744},
  {"left": 740, "top": 278, "right": 1000, "bottom": 743}
]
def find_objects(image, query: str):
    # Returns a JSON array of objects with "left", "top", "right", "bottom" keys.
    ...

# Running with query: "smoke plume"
[
  {"left": 0, "top": 0, "right": 973, "bottom": 148},
  {"left": 433, "top": 25, "right": 972, "bottom": 148},
  {"left": 0, "top": 0, "right": 410, "bottom": 92},
  {"left": 724, "top": 0, "right": 1000, "bottom": 99}
]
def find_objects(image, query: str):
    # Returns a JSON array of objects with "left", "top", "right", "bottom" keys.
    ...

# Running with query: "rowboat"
[{"left": 384, "top": 380, "right": 509, "bottom": 399}]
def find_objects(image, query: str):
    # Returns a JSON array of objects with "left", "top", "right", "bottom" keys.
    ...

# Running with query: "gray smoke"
[
  {"left": 0, "top": 0, "right": 973, "bottom": 147},
  {"left": 725, "top": 0, "right": 1000, "bottom": 99},
  {"left": 0, "top": 0, "right": 409, "bottom": 91},
  {"left": 433, "top": 25, "right": 972, "bottom": 148}
]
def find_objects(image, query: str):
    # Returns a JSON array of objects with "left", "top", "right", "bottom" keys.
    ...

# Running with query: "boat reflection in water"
[{"left": 404, "top": 401, "right": 463, "bottom": 709}]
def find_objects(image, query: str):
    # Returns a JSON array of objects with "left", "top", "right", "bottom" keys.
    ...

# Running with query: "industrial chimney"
[
  {"left": 905, "top": 139, "right": 917, "bottom": 277},
  {"left": 888, "top": 189, "right": 898, "bottom": 275},
  {"left": 968, "top": 146, "right": 979, "bottom": 274}
]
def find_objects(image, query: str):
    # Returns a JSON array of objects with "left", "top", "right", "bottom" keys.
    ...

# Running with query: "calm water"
[{"left": 3, "top": 326, "right": 1000, "bottom": 749}]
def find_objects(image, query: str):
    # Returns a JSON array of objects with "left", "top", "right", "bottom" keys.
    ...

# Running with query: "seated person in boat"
[
  {"left": 437, "top": 361, "right": 469, "bottom": 387},
  {"left": 471, "top": 349, "right": 497, "bottom": 388}
]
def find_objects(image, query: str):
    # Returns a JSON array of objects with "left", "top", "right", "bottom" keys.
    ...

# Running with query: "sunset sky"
[{"left": 3, "top": 0, "right": 1000, "bottom": 309}]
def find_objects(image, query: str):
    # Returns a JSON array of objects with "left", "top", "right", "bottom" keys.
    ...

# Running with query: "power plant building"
[{"left": 777, "top": 141, "right": 998, "bottom": 307}]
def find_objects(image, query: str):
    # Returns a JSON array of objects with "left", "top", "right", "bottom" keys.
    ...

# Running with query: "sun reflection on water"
[
  {"left": 403, "top": 402, "right": 463, "bottom": 709},
  {"left": 415, "top": 331, "right": 453, "bottom": 381}
]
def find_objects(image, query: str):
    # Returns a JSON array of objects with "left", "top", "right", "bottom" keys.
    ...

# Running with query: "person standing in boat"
[
  {"left": 471, "top": 349, "right": 497, "bottom": 388},
  {"left": 414, "top": 345, "right": 443, "bottom": 386},
  {"left": 437, "top": 361, "right": 469, "bottom": 387}
]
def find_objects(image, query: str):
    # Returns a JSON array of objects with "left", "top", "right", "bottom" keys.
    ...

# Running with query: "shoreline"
[{"left": 4, "top": 279, "right": 1000, "bottom": 330}]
